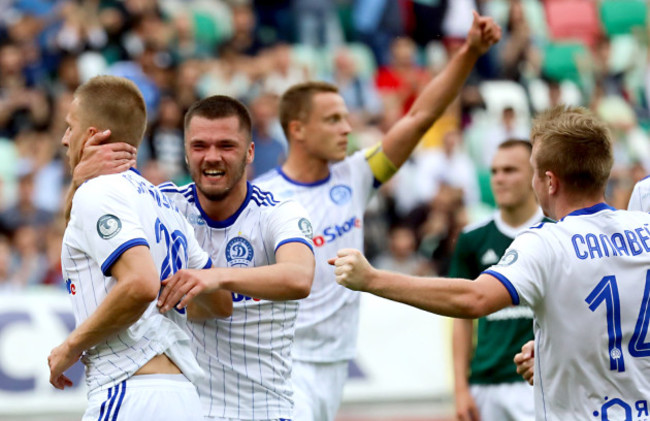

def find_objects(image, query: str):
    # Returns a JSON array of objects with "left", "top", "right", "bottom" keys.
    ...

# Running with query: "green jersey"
[{"left": 449, "top": 210, "right": 549, "bottom": 384}]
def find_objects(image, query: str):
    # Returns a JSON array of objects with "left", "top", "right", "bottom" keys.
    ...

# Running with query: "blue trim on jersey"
[
  {"left": 275, "top": 237, "right": 314, "bottom": 253},
  {"left": 275, "top": 166, "right": 331, "bottom": 187},
  {"left": 642, "top": 174, "right": 650, "bottom": 181},
  {"left": 482, "top": 270, "right": 520, "bottom": 305},
  {"left": 203, "top": 258, "right": 213, "bottom": 269},
  {"left": 128, "top": 167, "right": 141, "bottom": 176},
  {"left": 101, "top": 238, "right": 149, "bottom": 276},
  {"left": 250, "top": 184, "right": 280, "bottom": 207},
  {"left": 97, "top": 386, "right": 113, "bottom": 421},
  {"left": 102, "top": 384, "right": 119, "bottom": 421},
  {"left": 372, "top": 177, "right": 382, "bottom": 189},
  {"left": 561, "top": 202, "right": 615, "bottom": 220},
  {"left": 530, "top": 222, "right": 546, "bottom": 229},
  {"left": 111, "top": 381, "right": 126, "bottom": 421},
  {"left": 192, "top": 182, "right": 253, "bottom": 228}
]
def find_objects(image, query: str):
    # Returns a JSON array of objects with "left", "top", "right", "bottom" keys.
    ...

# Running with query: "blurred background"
[{"left": 0, "top": 0, "right": 648, "bottom": 419}]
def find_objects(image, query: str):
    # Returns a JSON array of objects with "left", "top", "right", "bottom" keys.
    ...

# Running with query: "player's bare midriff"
[{"left": 134, "top": 354, "right": 181, "bottom": 375}]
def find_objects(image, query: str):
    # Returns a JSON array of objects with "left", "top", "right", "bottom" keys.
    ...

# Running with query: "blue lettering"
[
  {"left": 636, "top": 400, "right": 649, "bottom": 417},
  {"left": 625, "top": 230, "right": 643, "bottom": 256},
  {"left": 612, "top": 233, "right": 630, "bottom": 256},
  {"left": 600, "top": 234, "right": 617, "bottom": 257},
  {"left": 231, "top": 293, "right": 245, "bottom": 302},
  {"left": 601, "top": 398, "right": 632, "bottom": 420},
  {"left": 323, "top": 227, "right": 337, "bottom": 242},
  {"left": 586, "top": 233, "right": 603, "bottom": 259},
  {"left": 572, "top": 234, "right": 588, "bottom": 260},
  {"left": 636, "top": 228, "right": 650, "bottom": 253}
]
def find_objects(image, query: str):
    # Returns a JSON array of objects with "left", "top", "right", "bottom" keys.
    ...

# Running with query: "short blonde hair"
[
  {"left": 74, "top": 75, "right": 147, "bottom": 147},
  {"left": 531, "top": 105, "right": 613, "bottom": 196}
]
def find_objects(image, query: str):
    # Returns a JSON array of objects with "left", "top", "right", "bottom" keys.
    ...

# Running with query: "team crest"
[
  {"left": 329, "top": 185, "right": 352, "bottom": 205},
  {"left": 225, "top": 236, "right": 254, "bottom": 266},
  {"left": 298, "top": 218, "right": 313, "bottom": 239},
  {"left": 97, "top": 214, "right": 122, "bottom": 239},
  {"left": 497, "top": 249, "right": 519, "bottom": 266}
]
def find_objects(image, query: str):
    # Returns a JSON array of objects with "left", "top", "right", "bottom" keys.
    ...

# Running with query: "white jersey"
[
  {"left": 158, "top": 181, "right": 314, "bottom": 420},
  {"left": 255, "top": 150, "right": 378, "bottom": 361},
  {"left": 484, "top": 203, "right": 650, "bottom": 420},
  {"left": 62, "top": 169, "right": 210, "bottom": 393},
  {"left": 628, "top": 176, "right": 650, "bottom": 211}
]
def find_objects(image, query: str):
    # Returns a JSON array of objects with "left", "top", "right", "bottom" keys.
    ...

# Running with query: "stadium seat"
[
  {"left": 478, "top": 80, "right": 530, "bottom": 121},
  {"left": 600, "top": 0, "right": 647, "bottom": 36},
  {"left": 528, "top": 78, "right": 583, "bottom": 112},
  {"left": 544, "top": 0, "right": 600, "bottom": 47},
  {"left": 292, "top": 44, "right": 326, "bottom": 77},
  {"left": 346, "top": 43, "right": 377, "bottom": 79},
  {"left": 542, "top": 42, "right": 590, "bottom": 85}
]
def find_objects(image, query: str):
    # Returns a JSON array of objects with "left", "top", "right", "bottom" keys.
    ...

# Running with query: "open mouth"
[{"left": 203, "top": 169, "right": 225, "bottom": 178}]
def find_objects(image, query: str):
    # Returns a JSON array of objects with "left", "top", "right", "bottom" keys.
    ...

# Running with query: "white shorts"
[
  {"left": 83, "top": 374, "right": 203, "bottom": 421},
  {"left": 470, "top": 382, "right": 535, "bottom": 421},
  {"left": 292, "top": 360, "right": 348, "bottom": 421}
]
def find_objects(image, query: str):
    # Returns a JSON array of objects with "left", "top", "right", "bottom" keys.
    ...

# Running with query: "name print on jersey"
[
  {"left": 312, "top": 216, "right": 361, "bottom": 247},
  {"left": 225, "top": 236, "right": 254, "bottom": 267}
]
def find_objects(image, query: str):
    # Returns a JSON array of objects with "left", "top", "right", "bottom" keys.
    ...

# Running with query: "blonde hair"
[
  {"left": 74, "top": 75, "right": 147, "bottom": 147},
  {"left": 279, "top": 81, "right": 339, "bottom": 140},
  {"left": 531, "top": 105, "right": 613, "bottom": 196}
]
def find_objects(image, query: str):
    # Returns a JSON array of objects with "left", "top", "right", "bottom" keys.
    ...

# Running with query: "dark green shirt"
[{"left": 448, "top": 211, "right": 550, "bottom": 384}]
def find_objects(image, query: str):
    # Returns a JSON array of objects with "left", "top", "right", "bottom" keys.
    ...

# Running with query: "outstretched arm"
[
  {"left": 329, "top": 248, "right": 512, "bottom": 318},
  {"left": 158, "top": 242, "right": 315, "bottom": 315},
  {"left": 380, "top": 12, "right": 502, "bottom": 170}
]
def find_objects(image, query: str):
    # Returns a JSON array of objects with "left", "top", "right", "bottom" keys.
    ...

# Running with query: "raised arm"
[
  {"left": 158, "top": 242, "right": 315, "bottom": 314},
  {"left": 330, "top": 248, "right": 511, "bottom": 318},
  {"left": 48, "top": 246, "right": 160, "bottom": 389},
  {"left": 381, "top": 12, "right": 502, "bottom": 170}
]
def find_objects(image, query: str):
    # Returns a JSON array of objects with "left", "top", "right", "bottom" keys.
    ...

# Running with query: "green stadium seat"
[
  {"left": 600, "top": 0, "right": 647, "bottom": 36},
  {"left": 542, "top": 43, "right": 590, "bottom": 85}
]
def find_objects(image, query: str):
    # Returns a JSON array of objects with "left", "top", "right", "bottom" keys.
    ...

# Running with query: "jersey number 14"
[{"left": 586, "top": 271, "right": 650, "bottom": 372}]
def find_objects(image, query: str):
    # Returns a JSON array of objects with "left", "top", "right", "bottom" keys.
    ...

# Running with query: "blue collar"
[
  {"left": 129, "top": 167, "right": 141, "bottom": 176},
  {"left": 192, "top": 182, "right": 252, "bottom": 228},
  {"left": 561, "top": 202, "right": 615, "bottom": 221},
  {"left": 275, "top": 166, "right": 331, "bottom": 187}
]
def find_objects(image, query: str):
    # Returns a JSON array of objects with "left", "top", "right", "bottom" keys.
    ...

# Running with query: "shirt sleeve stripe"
[
  {"left": 275, "top": 238, "right": 314, "bottom": 254},
  {"left": 101, "top": 238, "right": 150, "bottom": 276},
  {"left": 482, "top": 269, "right": 520, "bottom": 306},
  {"left": 203, "top": 258, "right": 213, "bottom": 269}
]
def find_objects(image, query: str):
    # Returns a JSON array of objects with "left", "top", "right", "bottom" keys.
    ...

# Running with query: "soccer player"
[
  {"left": 332, "top": 105, "right": 650, "bottom": 420},
  {"left": 451, "top": 140, "right": 548, "bottom": 421},
  {"left": 78, "top": 95, "right": 316, "bottom": 421},
  {"left": 513, "top": 170, "right": 650, "bottom": 386},
  {"left": 253, "top": 12, "right": 501, "bottom": 421},
  {"left": 47, "top": 75, "right": 232, "bottom": 421}
]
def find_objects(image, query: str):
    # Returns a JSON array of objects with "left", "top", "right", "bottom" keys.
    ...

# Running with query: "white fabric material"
[
  {"left": 486, "top": 204, "right": 650, "bottom": 420},
  {"left": 627, "top": 176, "right": 650, "bottom": 212},
  {"left": 470, "top": 382, "right": 534, "bottom": 421},
  {"left": 254, "top": 150, "right": 378, "bottom": 362},
  {"left": 291, "top": 360, "right": 349, "bottom": 421},
  {"left": 62, "top": 169, "right": 209, "bottom": 393},
  {"left": 159, "top": 181, "right": 313, "bottom": 420}
]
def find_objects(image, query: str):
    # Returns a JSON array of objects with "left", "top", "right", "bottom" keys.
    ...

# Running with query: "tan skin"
[{"left": 452, "top": 145, "right": 539, "bottom": 421}]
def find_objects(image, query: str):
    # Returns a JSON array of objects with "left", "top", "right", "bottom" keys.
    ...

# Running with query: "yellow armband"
[{"left": 365, "top": 143, "right": 398, "bottom": 184}]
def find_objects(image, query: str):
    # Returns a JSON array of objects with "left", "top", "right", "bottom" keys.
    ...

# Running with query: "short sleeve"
[
  {"left": 70, "top": 178, "right": 149, "bottom": 276},
  {"left": 628, "top": 181, "right": 644, "bottom": 211},
  {"left": 182, "top": 218, "right": 212, "bottom": 270},
  {"left": 265, "top": 200, "right": 314, "bottom": 254},
  {"left": 482, "top": 231, "right": 549, "bottom": 309}
]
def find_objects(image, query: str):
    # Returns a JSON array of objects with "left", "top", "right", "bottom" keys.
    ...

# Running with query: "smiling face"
[
  {"left": 300, "top": 92, "right": 351, "bottom": 162},
  {"left": 490, "top": 144, "right": 535, "bottom": 211},
  {"left": 185, "top": 115, "right": 253, "bottom": 202}
]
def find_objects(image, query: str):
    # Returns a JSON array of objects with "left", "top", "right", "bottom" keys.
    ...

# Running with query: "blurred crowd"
[{"left": 0, "top": 0, "right": 649, "bottom": 291}]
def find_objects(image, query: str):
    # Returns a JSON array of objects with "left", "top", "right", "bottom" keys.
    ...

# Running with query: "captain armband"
[{"left": 365, "top": 143, "right": 398, "bottom": 184}]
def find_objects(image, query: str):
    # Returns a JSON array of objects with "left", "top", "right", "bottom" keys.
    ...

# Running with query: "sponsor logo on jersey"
[
  {"left": 313, "top": 216, "right": 361, "bottom": 247},
  {"left": 96, "top": 214, "right": 122, "bottom": 239},
  {"left": 497, "top": 249, "right": 518, "bottom": 266},
  {"left": 65, "top": 278, "right": 76, "bottom": 295},
  {"left": 187, "top": 213, "right": 205, "bottom": 226},
  {"left": 231, "top": 292, "right": 262, "bottom": 303},
  {"left": 225, "top": 236, "right": 254, "bottom": 266},
  {"left": 298, "top": 218, "right": 313, "bottom": 239},
  {"left": 329, "top": 185, "right": 352, "bottom": 205}
]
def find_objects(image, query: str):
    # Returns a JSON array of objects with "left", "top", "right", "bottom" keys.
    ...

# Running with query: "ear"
[
  {"left": 546, "top": 171, "right": 559, "bottom": 195},
  {"left": 288, "top": 120, "right": 304, "bottom": 143},
  {"left": 247, "top": 141, "right": 255, "bottom": 165}
]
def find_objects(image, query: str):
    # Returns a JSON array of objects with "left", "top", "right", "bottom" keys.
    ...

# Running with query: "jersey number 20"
[{"left": 155, "top": 218, "right": 188, "bottom": 314}]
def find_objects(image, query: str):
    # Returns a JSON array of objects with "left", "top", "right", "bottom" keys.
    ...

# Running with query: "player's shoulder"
[
  {"left": 253, "top": 167, "right": 282, "bottom": 186},
  {"left": 157, "top": 180, "right": 195, "bottom": 205},
  {"left": 249, "top": 183, "right": 282, "bottom": 208},
  {"left": 461, "top": 215, "right": 496, "bottom": 235},
  {"left": 76, "top": 170, "right": 140, "bottom": 201},
  {"left": 250, "top": 183, "right": 308, "bottom": 218}
]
